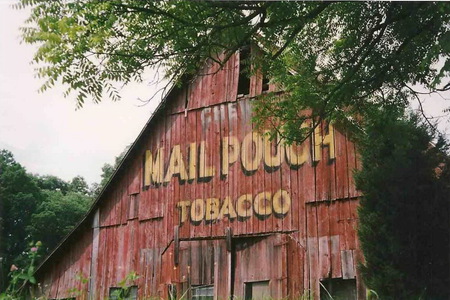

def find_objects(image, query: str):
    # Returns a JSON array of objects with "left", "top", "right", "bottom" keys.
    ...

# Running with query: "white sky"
[
  {"left": 1, "top": 1, "right": 449, "bottom": 185},
  {"left": 0, "top": 2, "right": 162, "bottom": 184}
]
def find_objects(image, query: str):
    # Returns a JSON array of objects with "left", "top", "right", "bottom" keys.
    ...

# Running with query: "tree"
[
  {"left": 27, "top": 190, "right": 92, "bottom": 255},
  {"left": 34, "top": 174, "right": 69, "bottom": 194},
  {"left": 0, "top": 150, "right": 94, "bottom": 291},
  {"left": 355, "top": 107, "right": 450, "bottom": 299},
  {"left": 68, "top": 175, "right": 89, "bottom": 195},
  {"left": 0, "top": 150, "right": 43, "bottom": 290},
  {"left": 18, "top": 1, "right": 450, "bottom": 139}
]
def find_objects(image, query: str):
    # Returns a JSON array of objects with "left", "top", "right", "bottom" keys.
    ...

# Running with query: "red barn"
[{"left": 35, "top": 51, "right": 364, "bottom": 300}]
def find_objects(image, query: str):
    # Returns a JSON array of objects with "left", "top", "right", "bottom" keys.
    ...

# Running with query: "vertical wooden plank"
[
  {"left": 314, "top": 122, "right": 335, "bottom": 202},
  {"left": 177, "top": 113, "right": 187, "bottom": 237},
  {"left": 176, "top": 113, "right": 185, "bottom": 230},
  {"left": 353, "top": 199, "right": 366, "bottom": 300},
  {"left": 301, "top": 126, "right": 316, "bottom": 202},
  {"left": 217, "top": 103, "right": 231, "bottom": 235},
  {"left": 168, "top": 113, "right": 181, "bottom": 244},
  {"left": 329, "top": 201, "right": 343, "bottom": 279},
  {"left": 278, "top": 133, "right": 290, "bottom": 234},
  {"left": 208, "top": 104, "right": 222, "bottom": 237},
  {"left": 262, "top": 129, "right": 275, "bottom": 233},
  {"left": 165, "top": 114, "right": 175, "bottom": 245},
  {"left": 181, "top": 109, "right": 196, "bottom": 238},
  {"left": 207, "top": 105, "right": 220, "bottom": 237},
  {"left": 346, "top": 199, "right": 358, "bottom": 250},
  {"left": 306, "top": 204, "right": 319, "bottom": 299},
  {"left": 318, "top": 204, "right": 331, "bottom": 280},
  {"left": 89, "top": 210, "right": 100, "bottom": 299},
  {"left": 241, "top": 98, "right": 255, "bottom": 235},
  {"left": 225, "top": 53, "right": 238, "bottom": 103},
  {"left": 334, "top": 128, "right": 349, "bottom": 200},
  {"left": 227, "top": 102, "right": 240, "bottom": 236},
  {"left": 189, "top": 109, "right": 199, "bottom": 239},
  {"left": 195, "top": 107, "right": 207, "bottom": 238},
  {"left": 341, "top": 250, "right": 356, "bottom": 279},
  {"left": 282, "top": 139, "right": 296, "bottom": 234},
  {"left": 347, "top": 138, "right": 358, "bottom": 198},
  {"left": 287, "top": 233, "right": 305, "bottom": 298},
  {"left": 188, "top": 73, "right": 201, "bottom": 110}
]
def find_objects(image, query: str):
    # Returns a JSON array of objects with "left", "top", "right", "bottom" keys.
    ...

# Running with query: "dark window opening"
[
  {"left": 128, "top": 193, "right": 139, "bottom": 220},
  {"left": 237, "top": 46, "right": 251, "bottom": 96},
  {"left": 109, "top": 286, "right": 138, "bottom": 300},
  {"left": 245, "top": 280, "right": 270, "bottom": 300},
  {"left": 192, "top": 285, "right": 214, "bottom": 300},
  {"left": 262, "top": 74, "right": 270, "bottom": 93},
  {"left": 320, "top": 278, "right": 356, "bottom": 300}
]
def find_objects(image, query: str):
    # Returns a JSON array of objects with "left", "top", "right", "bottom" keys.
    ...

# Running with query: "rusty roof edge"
[{"left": 35, "top": 80, "right": 180, "bottom": 274}]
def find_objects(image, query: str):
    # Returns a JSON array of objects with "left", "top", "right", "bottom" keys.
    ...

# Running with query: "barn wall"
[
  {"left": 36, "top": 52, "right": 363, "bottom": 300},
  {"left": 37, "top": 223, "right": 93, "bottom": 299}
]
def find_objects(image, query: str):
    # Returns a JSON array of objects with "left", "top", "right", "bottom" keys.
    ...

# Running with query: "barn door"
[
  {"left": 232, "top": 234, "right": 287, "bottom": 299},
  {"left": 177, "top": 239, "right": 230, "bottom": 299}
]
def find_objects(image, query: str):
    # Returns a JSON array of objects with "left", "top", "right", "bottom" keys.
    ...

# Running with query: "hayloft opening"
[{"left": 237, "top": 46, "right": 251, "bottom": 96}]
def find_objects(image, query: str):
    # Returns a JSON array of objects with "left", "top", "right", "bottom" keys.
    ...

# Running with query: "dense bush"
[{"left": 356, "top": 109, "right": 450, "bottom": 299}]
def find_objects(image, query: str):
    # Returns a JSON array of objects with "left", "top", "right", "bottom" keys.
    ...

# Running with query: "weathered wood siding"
[{"left": 36, "top": 52, "right": 363, "bottom": 299}]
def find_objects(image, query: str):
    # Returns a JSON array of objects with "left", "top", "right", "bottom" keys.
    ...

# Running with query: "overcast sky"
[
  {"left": 0, "top": 2, "right": 162, "bottom": 184},
  {"left": 1, "top": 1, "right": 449, "bottom": 185}
]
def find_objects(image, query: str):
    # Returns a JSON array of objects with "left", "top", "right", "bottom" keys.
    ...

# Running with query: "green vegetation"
[
  {"left": 355, "top": 107, "right": 450, "bottom": 299},
  {"left": 0, "top": 242, "right": 41, "bottom": 300},
  {"left": 0, "top": 150, "right": 93, "bottom": 291}
]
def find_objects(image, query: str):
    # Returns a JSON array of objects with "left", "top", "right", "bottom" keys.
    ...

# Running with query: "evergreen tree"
[{"left": 356, "top": 108, "right": 450, "bottom": 299}]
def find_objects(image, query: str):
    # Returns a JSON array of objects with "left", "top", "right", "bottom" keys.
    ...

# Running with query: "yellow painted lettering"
[
  {"left": 221, "top": 136, "right": 240, "bottom": 176},
  {"left": 190, "top": 199, "right": 205, "bottom": 222},
  {"left": 177, "top": 201, "right": 191, "bottom": 223},
  {"left": 285, "top": 123, "right": 309, "bottom": 167},
  {"left": 272, "top": 189, "right": 291, "bottom": 215},
  {"left": 144, "top": 150, "right": 152, "bottom": 186},
  {"left": 253, "top": 191, "right": 272, "bottom": 216},
  {"left": 218, "top": 196, "right": 237, "bottom": 220},
  {"left": 263, "top": 132, "right": 283, "bottom": 168},
  {"left": 188, "top": 142, "right": 197, "bottom": 180},
  {"left": 314, "top": 123, "right": 335, "bottom": 162},
  {"left": 241, "top": 132, "right": 263, "bottom": 172},
  {"left": 144, "top": 148, "right": 164, "bottom": 185},
  {"left": 236, "top": 194, "right": 253, "bottom": 218},
  {"left": 285, "top": 143, "right": 308, "bottom": 167},
  {"left": 164, "top": 145, "right": 188, "bottom": 183},
  {"left": 199, "top": 141, "right": 215, "bottom": 179},
  {"left": 205, "top": 198, "right": 220, "bottom": 221}
]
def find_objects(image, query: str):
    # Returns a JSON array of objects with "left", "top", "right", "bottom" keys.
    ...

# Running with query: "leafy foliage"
[
  {"left": 27, "top": 190, "right": 92, "bottom": 254},
  {"left": 18, "top": 1, "right": 450, "bottom": 140},
  {"left": 0, "top": 242, "right": 41, "bottom": 300},
  {"left": 68, "top": 175, "right": 90, "bottom": 195},
  {"left": 0, "top": 150, "right": 93, "bottom": 291},
  {"left": 355, "top": 108, "right": 450, "bottom": 299},
  {"left": 0, "top": 150, "right": 43, "bottom": 290},
  {"left": 34, "top": 175, "right": 69, "bottom": 194}
]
